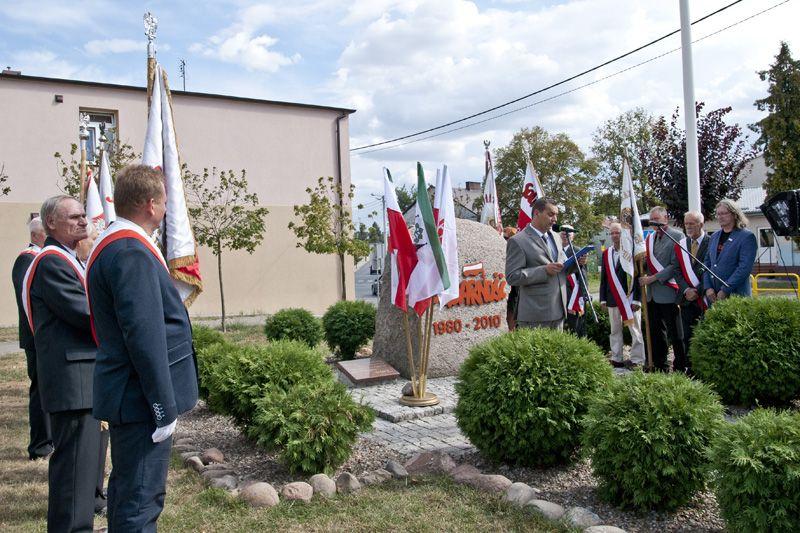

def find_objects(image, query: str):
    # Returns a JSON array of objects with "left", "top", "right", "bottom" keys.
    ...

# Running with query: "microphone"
[
  {"left": 552, "top": 223, "right": 577, "bottom": 233},
  {"left": 647, "top": 220, "right": 667, "bottom": 227}
]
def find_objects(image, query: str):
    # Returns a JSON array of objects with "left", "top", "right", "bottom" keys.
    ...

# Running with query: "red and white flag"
[
  {"left": 480, "top": 147, "right": 502, "bottom": 235},
  {"left": 85, "top": 169, "right": 105, "bottom": 231},
  {"left": 142, "top": 63, "right": 202, "bottom": 305},
  {"left": 567, "top": 274, "right": 584, "bottom": 315},
  {"left": 383, "top": 168, "right": 418, "bottom": 311},
  {"left": 517, "top": 156, "right": 544, "bottom": 230},
  {"left": 98, "top": 148, "right": 116, "bottom": 225},
  {"left": 434, "top": 165, "right": 459, "bottom": 308}
]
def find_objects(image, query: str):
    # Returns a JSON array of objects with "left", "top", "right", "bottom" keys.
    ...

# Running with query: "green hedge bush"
[
  {"left": 690, "top": 297, "right": 800, "bottom": 406},
  {"left": 455, "top": 328, "right": 612, "bottom": 466},
  {"left": 264, "top": 308, "right": 323, "bottom": 347},
  {"left": 322, "top": 300, "right": 376, "bottom": 360},
  {"left": 192, "top": 326, "right": 229, "bottom": 400},
  {"left": 710, "top": 408, "right": 800, "bottom": 532},
  {"left": 582, "top": 371, "right": 724, "bottom": 511},
  {"left": 203, "top": 340, "right": 332, "bottom": 428},
  {"left": 249, "top": 381, "right": 374, "bottom": 475},
  {"left": 192, "top": 325, "right": 226, "bottom": 352},
  {"left": 585, "top": 301, "right": 633, "bottom": 353}
]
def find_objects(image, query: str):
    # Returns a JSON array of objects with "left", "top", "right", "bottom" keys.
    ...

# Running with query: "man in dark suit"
[
  {"left": 11, "top": 216, "right": 52, "bottom": 460},
  {"left": 561, "top": 231, "right": 588, "bottom": 337},
  {"left": 639, "top": 207, "right": 688, "bottom": 372},
  {"left": 704, "top": 199, "right": 758, "bottom": 303},
  {"left": 600, "top": 222, "right": 644, "bottom": 368},
  {"left": 87, "top": 165, "right": 199, "bottom": 531},
  {"left": 27, "top": 195, "right": 101, "bottom": 532},
  {"left": 677, "top": 211, "right": 710, "bottom": 370},
  {"left": 506, "top": 197, "right": 577, "bottom": 330}
]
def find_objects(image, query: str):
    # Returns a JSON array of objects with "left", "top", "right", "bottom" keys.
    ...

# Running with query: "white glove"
[{"left": 151, "top": 419, "right": 177, "bottom": 443}]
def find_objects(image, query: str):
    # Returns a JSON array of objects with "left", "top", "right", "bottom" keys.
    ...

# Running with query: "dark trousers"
[
  {"left": 108, "top": 421, "right": 172, "bottom": 532},
  {"left": 25, "top": 348, "right": 52, "bottom": 459},
  {"left": 647, "top": 302, "right": 685, "bottom": 372},
  {"left": 680, "top": 303, "right": 704, "bottom": 371},
  {"left": 566, "top": 311, "right": 587, "bottom": 338},
  {"left": 48, "top": 409, "right": 101, "bottom": 533}
]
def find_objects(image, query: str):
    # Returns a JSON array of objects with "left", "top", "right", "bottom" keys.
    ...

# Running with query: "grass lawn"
[{"left": 0, "top": 351, "right": 566, "bottom": 532}]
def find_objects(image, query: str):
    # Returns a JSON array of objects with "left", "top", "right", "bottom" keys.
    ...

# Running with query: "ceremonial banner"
[
  {"left": 435, "top": 165, "right": 459, "bottom": 308},
  {"left": 407, "top": 163, "right": 451, "bottom": 315},
  {"left": 383, "top": 168, "right": 418, "bottom": 311},
  {"left": 619, "top": 158, "right": 645, "bottom": 277},
  {"left": 85, "top": 170, "right": 105, "bottom": 231},
  {"left": 567, "top": 274, "right": 584, "bottom": 314},
  {"left": 142, "top": 63, "right": 202, "bottom": 305},
  {"left": 433, "top": 168, "right": 442, "bottom": 225},
  {"left": 98, "top": 149, "right": 116, "bottom": 225},
  {"left": 480, "top": 148, "right": 502, "bottom": 234},
  {"left": 517, "top": 156, "right": 544, "bottom": 230}
]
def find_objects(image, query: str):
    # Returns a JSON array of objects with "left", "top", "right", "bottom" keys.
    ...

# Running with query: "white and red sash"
[
  {"left": 22, "top": 245, "right": 85, "bottom": 333},
  {"left": 566, "top": 274, "right": 584, "bottom": 315},
  {"left": 675, "top": 237, "right": 708, "bottom": 311},
  {"left": 645, "top": 232, "right": 679, "bottom": 290},
  {"left": 20, "top": 244, "right": 40, "bottom": 257},
  {"left": 603, "top": 248, "right": 635, "bottom": 324},
  {"left": 86, "top": 221, "right": 168, "bottom": 345}
]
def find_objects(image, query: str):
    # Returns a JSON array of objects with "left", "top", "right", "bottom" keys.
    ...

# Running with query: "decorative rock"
[
  {"left": 359, "top": 469, "right": 393, "bottom": 486},
  {"left": 173, "top": 444, "right": 197, "bottom": 453},
  {"left": 504, "top": 482, "right": 538, "bottom": 506},
  {"left": 184, "top": 456, "right": 205, "bottom": 473},
  {"left": 465, "top": 474, "right": 512, "bottom": 493},
  {"left": 309, "top": 474, "right": 336, "bottom": 498},
  {"left": 201, "top": 448, "right": 225, "bottom": 465},
  {"left": 449, "top": 464, "right": 481, "bottom": 483},
  {"left": 210, "top": 475, "right": 238, "bottom": 491},
  {"left": 203, "top": 463, "right": 233, "bottom": 471},
  {"left": 384, "top": 460, "right": 408, "bottom": 479},
  {"left": 401, "top": 382, "right": 414, "bottom": 397},
  {"left": 180, "top": 451, "right": 200, "bottom": 460},
  {"left": 174, "top": 437, "right": 195, "bottom": 447},
  {"left": 405, "top": 451, "right": 456, "bottom": 475},
  {"left": 201, "top": 468, "right": 236, "bottom": 480},
  {"left": 525, "top": 499, "right": 566, "bottom": 521},
  {"left": 584, "top": 527, "right": 627, "bottom": 533},
  {"left": 336, "top": 472, "right": 361, "bottom": 494},
  {"left": 565, "top": 507, "right": 602, "bottom": 528},
  {"left": 281, "top": 482, "right": 314, "bottom": 503},
  {"left": 239, "top": 482, "right": 279, "bottom": 508}
]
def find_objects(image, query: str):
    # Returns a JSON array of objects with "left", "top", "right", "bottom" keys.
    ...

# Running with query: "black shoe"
[
  {"left": 623, "top": 360, "right": 642, "bottom": 370},
  {"left": 29, "top": 444, "right": 53, "bottom": 461},
  {"left": 609, "top": 360, "right": 625, "bottom": 368}
]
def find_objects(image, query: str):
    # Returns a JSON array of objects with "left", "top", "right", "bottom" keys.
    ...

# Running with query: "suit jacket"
[
  {"left": 563, "top": 244, "right": 589, "bottom": 300},
  {"left": 646, "top": 228, "right": 687, "bottom": 304},
  {"left": 29, "top": 237, "right": 96, "bottom": 413},
  {"left": 88, "top": 227, "right": 198, "bottom": 427},
  {"left": 703, "top": 228, "right": 757, "bottom": 297},
  {"left": 506, "top": 225, "right": 575, "bottom": 323},
  {"left": 12, "top": 246, "right": 36, "bottom": 350},
  {"left": 599, "top": 247, "right": 641, "bottom": 307},
  {"left": 677, "top": 234, "right": 710, "bottom": 306}
]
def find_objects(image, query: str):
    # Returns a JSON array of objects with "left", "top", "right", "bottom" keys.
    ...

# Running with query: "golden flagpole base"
[{"left": 399, "top": 392, "right": 439, "bottom": 407}]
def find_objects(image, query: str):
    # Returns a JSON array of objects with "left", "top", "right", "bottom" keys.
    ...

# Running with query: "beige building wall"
[{"left": 0, "top": 74, "right": 355, "bottom": 325}]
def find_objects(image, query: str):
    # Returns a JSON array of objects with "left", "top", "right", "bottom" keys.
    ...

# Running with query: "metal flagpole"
[
  {"left": 144, "top": 12, "right": 158, "bottom": 104},
  {"left": 78, "top": 113, "right": 89, "bottom": 204},
  {"left": 679, "top": 0, "right": 702, "bottom": 214}
]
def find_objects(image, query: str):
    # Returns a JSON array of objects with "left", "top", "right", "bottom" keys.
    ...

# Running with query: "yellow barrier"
[{"left": 751, "top": 273, "right": 800, "bottom": 298}]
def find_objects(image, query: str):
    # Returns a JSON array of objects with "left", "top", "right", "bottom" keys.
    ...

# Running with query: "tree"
[
  {"left": 288, "top": 176, "right": 369, "bottom": 300},
  {"left": 753, "top": 41, "right": 800, "bottom": 197},
  {"left": 641, "top": 103, "right": 755, "bottom": 224},
  {"left": 590, "top": 108, "right": 660, "bottom": 216},
  {"left": 184, "top": 167, "right": 269, "bottom": 332},
  {"left": 54, "top": 130, "right": 139, "bottom": 196},
  {"left": 0, "top": 163, "right": 9, "bottom": 196},
  {"left": 492, "top": 127, "right": 601, "bottom": 240},
  {"left": 395, "top": 183, "right": 416, "bottom": 213}
]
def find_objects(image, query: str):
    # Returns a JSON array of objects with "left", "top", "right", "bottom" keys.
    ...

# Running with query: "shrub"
[
  {"left": 192, "top": 326, "right": 229, "bottom": 400},
  {"left": 264, "top": 308, "right": 323, "bottom": 347},
  {"left": 195, "top": 339, "right": 232, "bottom": 400},
  {"left": 322, "top": 300, "right": 376, "bottom": 360},
  {"left": 249, "top": 380, "right": 375, "bottom": 474},
  {"left": 455, "top": 328, "right": 612, "bottom": 466},
  {"left": 203, "top": 340, "right": 332, "bottom": 427},
  {"left": 192, "top": 325, "right": 226, "bottom": 352},
  {"left": 710, "top": 408, "right": 800, "bottom": 532},
  {"left": 690, "top": 297, "right": 800, "bottom": 406},
  {"left": 582, "top": 371, "right": 724, "bottom": 511},
  {"left": 584, "top": 301, "right": 633, "bottom": 353}
]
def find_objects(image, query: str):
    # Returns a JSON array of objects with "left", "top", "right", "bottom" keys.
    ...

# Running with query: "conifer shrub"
[
  {"left": 192, "top": 326, "right": 229, "bottom": 400},
  {"left": 192, "top": 325, "right": 226, "bottom": 352},
  {"left": 710, "top": 408, "right": 800, "bottom": 532},
  {"left": 322, "top": 300, "right": 376, "bottom": 360},
  {"left": 690, "top": 297, "right": 800, "bottom": 406},
  {"left": 264, "top": 307, "right": 323, "bottom": 347},
  {"left": 455, "top": 328, "right": 612, "bottom": 466},
  {"left": 582, "top": 371, "right": 724, "bottom": 511},
  {"left": 203, "top": 340, "right": 332, "bottom": 427},
  {"left": 249, "top": 381, "right": 375, "bottom": 474}
]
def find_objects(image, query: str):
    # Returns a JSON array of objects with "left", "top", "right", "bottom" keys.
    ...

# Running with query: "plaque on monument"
[{"left": 373, "top": 218, "right": 509, "bottom": 378}]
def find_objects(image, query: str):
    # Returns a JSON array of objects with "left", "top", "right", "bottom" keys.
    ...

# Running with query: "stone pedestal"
[{"left": 373, "top": 219, "right": 508, "bottom": 378}]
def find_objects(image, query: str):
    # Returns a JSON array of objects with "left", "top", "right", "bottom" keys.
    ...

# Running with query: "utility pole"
[
  {"left": 680, "top": 0, "right": 701, "bottom": 213},
  {"left": 179, "top": 59, "right": 186, "bottom": 91}
]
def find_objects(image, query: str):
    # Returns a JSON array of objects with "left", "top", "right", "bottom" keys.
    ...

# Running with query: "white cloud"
[{"left": 83, "top": 38, "right": 147, "bottom": 56}]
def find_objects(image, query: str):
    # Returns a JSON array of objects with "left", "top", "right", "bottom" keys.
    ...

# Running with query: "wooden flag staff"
[
  {"left": 400, "top": 304, "right": 439, "bottom": 407},
  {"left": 637, "top": 255, "right": 654, "bottom": 371},
  {"left": 78, "top": 113, "right": 89, "bottom": 205}
]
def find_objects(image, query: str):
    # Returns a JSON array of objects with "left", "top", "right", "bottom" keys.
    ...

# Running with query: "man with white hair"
[
  {"left": 11, "top": 216, "right": 52, "bottom": 460},
  {"left": 677, "top": 211, "right": 710, "bottom": 369}
]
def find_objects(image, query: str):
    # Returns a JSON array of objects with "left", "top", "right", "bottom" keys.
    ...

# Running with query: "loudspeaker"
[{"left": 760, "top": 190, "right": 800, "bottom": 237}]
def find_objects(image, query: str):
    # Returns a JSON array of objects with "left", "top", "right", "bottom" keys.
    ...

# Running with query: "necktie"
[
  {"left": 542, "top": 234, "right": 555, "bottom": 259},
  {"left": 691, "top": 239, "right": 699, "bottom": 257}
]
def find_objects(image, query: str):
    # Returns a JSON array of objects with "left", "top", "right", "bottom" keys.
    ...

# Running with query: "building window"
[
  {"left": 759, "top": 228, "right": 775, "bottom": 248},
  {"left": 79, "top": 110, "right": 117, "bottom": 163}
]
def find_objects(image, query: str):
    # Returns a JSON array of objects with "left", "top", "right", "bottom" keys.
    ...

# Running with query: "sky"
[{"left": 1, "top": 0, "right": 797, "bottom": 224}]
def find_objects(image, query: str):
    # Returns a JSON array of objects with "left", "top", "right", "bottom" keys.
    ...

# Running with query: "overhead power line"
[
  {"left": 353, "top": 0, "right": 789, "bottom": 156},
  {"left": 350, "top": 0, "right": 748, "bottom": 152}
]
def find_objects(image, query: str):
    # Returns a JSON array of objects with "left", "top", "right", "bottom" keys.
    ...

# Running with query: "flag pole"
[
  {"left": 637, "top": 256, "right": 654, "bottom": 371},
  {"left": 144, "top": 12, "right": 158, "bottom": 105},
  {"left": 78, "top": 113, "right": 89, "bottom": 204},
  {"left": 402, "top": 311, "right": 419, "bottom": 398}
]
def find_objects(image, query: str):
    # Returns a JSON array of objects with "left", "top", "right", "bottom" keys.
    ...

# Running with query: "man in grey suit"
[
  {"left": 639, "top": 206, "right": 687, "bottom": 371},
  {"left": 506, "top": 197, "right": 575, "bottom": 330}
]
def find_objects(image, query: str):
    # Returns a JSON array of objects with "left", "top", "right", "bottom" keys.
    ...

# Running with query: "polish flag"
[
  {"left": 97, "top": 148, "right": 116, "bottom": 225},
  {"left": 517, "top": 156, "right": 544, "bottom": 230},
  {"left": 85, "top": 170, "right": 105, "bottom": 231},
  {"left": 383, "top": 168, "right": 418, "bottom": 311}
]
